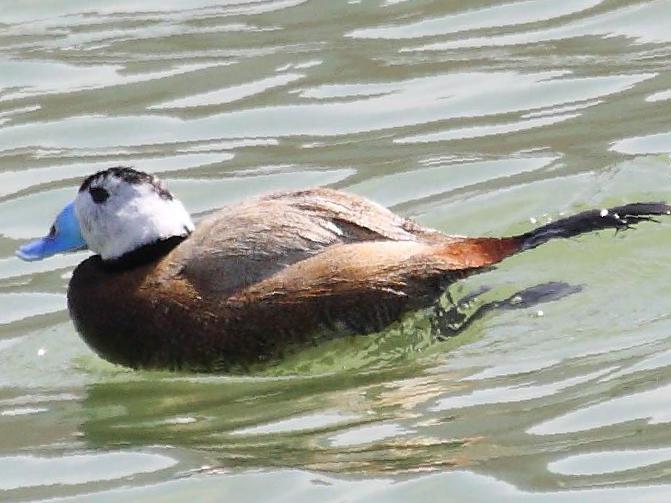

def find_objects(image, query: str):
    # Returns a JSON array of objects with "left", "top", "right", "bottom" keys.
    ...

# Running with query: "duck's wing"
[
  {"left": 227, "top": 238, "right": 519, "bottom": 335},
  {"left": 171, "top": 188, "right": 453, "bottom": 297},
  {"left": 258, "top": 188, "right": 449, "bottom": 244}
]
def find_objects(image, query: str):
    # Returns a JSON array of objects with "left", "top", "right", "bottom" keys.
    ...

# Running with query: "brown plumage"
[{"left": 64, "top": 186, "right": 670, "bottom": 371}]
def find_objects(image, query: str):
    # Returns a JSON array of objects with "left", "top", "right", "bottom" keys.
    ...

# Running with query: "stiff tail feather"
[{"left": 516, "top": 202, "right": 671, "bottom": 252}]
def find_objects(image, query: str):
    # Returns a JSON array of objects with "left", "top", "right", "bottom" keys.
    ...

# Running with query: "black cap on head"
[{"left": 79, "top": 167, "right": 173, "bottom": 200}]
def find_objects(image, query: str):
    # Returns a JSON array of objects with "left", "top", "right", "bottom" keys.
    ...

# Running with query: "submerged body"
[{"left": 16, "top": 168, "right": 670, "bottom": 371}]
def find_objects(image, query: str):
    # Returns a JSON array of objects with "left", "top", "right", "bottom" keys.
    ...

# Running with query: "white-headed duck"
[{"left": 16, "top": 167, "right": 670, "bottom": 371}]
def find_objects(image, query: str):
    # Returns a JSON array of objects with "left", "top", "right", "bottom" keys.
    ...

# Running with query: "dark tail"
[{"left": 518, "top": 202, "right": 671, "bottom": 251}]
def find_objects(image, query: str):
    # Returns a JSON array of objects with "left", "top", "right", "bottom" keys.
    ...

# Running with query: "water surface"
[{"left": 2, "top": 0, "right": 671, "bottom": 501}]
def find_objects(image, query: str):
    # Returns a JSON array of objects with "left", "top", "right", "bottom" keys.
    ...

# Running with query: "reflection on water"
[
  {"left": 1, "top": 0, "right": 671, "bottom": 501},
  {"left": 0, "top": 451, "right": 177, "bottom": 491}
]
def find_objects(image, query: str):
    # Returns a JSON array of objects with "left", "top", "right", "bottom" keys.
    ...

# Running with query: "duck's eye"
[{"left": 90, "top": 187, "right": 109, "bottom": 204}]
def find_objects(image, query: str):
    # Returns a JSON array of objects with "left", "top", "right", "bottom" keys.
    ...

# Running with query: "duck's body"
[
  {"left": 16, "top": 168, "right": 670, "bottom": 371},
  {"left": 67, "top": 188, "right": 518, "bottom": 370}
]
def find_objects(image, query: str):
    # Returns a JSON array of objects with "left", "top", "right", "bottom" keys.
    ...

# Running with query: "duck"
[{"left": 15, "top": 167, "right": 670, "bottom": 371}]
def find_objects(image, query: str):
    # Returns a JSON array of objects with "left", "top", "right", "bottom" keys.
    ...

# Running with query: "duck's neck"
[{"left": 101, "top": 235, "right": 188, "bottom": 272}]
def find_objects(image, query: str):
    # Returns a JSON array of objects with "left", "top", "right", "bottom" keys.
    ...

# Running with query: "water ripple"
[
  {"left": 1, "top": 0, "right": 671, "bottom": 499},
  {"left": 349, "top": 0, "right": 604, "bottom": 39},
  {"left": 529, "top": 382, "right": 671, "bottom": 435}
]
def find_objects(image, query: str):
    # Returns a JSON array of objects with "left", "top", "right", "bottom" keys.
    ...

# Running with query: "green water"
[{"left": 1, "top": 0, "right": 671, "bottom": 501}]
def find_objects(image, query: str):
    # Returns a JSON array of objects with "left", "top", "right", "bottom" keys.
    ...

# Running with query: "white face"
[{"left": 74, "top": 168, "right": 194, "bottom": 261}]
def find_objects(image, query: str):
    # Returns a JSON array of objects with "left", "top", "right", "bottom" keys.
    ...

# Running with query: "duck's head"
[{"left": 16, "top": 167, "right": 194, "bottom": 263}]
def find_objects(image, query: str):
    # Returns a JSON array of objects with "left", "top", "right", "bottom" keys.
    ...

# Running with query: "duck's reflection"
[
  {"left": 80, "top": 281, "right": 582, "bottom": 473},
  {"left": 433, "top": 281, "right": 582, "bottom": 338}
]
